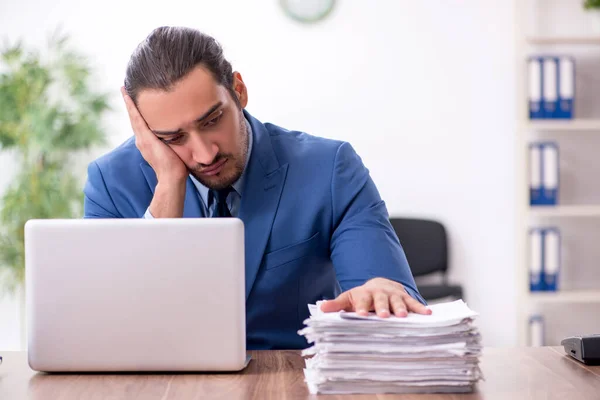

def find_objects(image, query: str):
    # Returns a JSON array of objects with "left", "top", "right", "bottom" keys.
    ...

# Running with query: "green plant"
[
  {"left": 584, "top": 0, "right": 600, "bottom": 9},
  {"left": 0, "top": 32, "right": 109, "bottom": 292}
]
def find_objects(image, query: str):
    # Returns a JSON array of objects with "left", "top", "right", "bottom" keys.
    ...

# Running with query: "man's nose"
[{"left": 190, "top": 133, "right": 219, "bottom": 166}]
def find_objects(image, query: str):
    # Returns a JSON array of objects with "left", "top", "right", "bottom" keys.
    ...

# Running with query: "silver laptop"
[{"left": 25, "top": 218, "right": 247, "bottom": 372}]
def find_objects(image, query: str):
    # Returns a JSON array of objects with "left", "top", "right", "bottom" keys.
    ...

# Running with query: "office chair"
[{"left": 389, "top": 217, "right": 463, "bottom": 302}]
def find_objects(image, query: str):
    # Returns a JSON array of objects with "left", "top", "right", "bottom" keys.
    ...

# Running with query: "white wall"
[{"left": 0, "top": 0, "right": 518, "bottom": 349}]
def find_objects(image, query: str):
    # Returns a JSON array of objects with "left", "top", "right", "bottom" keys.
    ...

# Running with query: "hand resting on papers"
[{"left": 319, "top": 278, "right": 432, "bottom": 318}]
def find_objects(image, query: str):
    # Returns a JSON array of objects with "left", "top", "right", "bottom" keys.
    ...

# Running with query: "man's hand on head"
[
  {"left": 121, "top": 87, "right": 188, "bottom": 218},
  {"left": 319, "top": 278, "right": 431, "bottom": 318},
  {"left": 121, "top": 87, "right": 188, "bottom": 184}
]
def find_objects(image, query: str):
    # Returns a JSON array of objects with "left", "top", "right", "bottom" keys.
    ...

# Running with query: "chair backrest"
[{"left": 389, "top": 217, "right": 448, "bottom": 277}]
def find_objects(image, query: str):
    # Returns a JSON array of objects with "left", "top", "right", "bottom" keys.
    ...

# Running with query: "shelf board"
[
  {"left": 527, "top": 119, "right": 600, "bottom": 132},
  {"left": 529, "top": 205, "right": 600, "bottom": 217},
  {"left": 529, "top": 290, "right": 600, "bottom": 304},
  {"left": 527, "top": 36, "right": 600, "bottom": 45}
]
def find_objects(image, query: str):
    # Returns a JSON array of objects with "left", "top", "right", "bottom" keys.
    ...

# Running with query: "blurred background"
[{"left": 1, "top": 0, "right": 599, "bottom": 351}]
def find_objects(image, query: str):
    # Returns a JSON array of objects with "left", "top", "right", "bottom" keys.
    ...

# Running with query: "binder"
[
  {"left": 542, "top": 142, "right": 559, "bottom": 205},
  {"left": 528, "top": 57, "right": 543, "bottom": 119},
  {"left": 529, "top": 144, "right": 542, "bottom": 205},
  {"left": 557, "top": 56, "right": 575, "bottom": 119},
  {"left": 529, "top": 228, "right": 544, "bottom": 292},
  {"left": 543, "top": 227, "right": 561, "bottom": 291},
  {"left": 529, "top": 314, "right": 545, "bottom": 347},
  {"left": 527, "top": 55, "right": 575, "bottom": 119},
  {"left": 543, "top": 57, "right": 558, "bottom": 119},
  {"left": 530, "top": 142, "right": 559, "bottom": 206}
]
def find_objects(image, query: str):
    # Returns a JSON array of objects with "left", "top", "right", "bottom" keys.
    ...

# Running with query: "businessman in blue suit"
[{"left": 84, "top": 26, "right": 430, "bottom": 350}]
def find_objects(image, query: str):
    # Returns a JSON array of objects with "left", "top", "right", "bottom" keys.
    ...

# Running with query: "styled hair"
[{"left": 124, "top": 26, "right": 238, "bottom": 106}]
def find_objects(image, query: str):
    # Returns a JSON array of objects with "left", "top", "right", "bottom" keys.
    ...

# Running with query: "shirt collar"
[{"left": 189, "top": 117, "right": 253, "bottom": 205}]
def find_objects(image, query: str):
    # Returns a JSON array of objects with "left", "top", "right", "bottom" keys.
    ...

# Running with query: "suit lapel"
[
  {"left": 140, "top": 162, "right": 202, "bottom": 218},
  {"left": 239, "top": 111, "right": 289, "bottom": 300}
]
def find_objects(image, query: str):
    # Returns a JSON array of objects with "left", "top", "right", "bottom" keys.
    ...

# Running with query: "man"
[{"left": 84, "top": 26, "right": 430, "bottom": 350}]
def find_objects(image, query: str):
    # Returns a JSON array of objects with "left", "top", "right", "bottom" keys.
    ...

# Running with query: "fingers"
[
  {"left": 320, "top": 281, "right": 432, "bottom": 319},
  {"left": 121, "top": 87, "right": 141, "bottom": 123},
  {"left": 389, "top": 294, "right": 408, "bottom": 317},
  {"left": 404, "top": 293, "right": 432, "bottom": 315},
  {"left": 352, "top": 289, "right": 372, "bottom": 316},
  {"left": 320, "top": 292, "right": 351, "bottom": 313},
  {"left": 321, "top": 289, "right": 372, "bottom": 316},
  {"left": 373, "top": 291, "right": 390, "bottom": 318},
  {"left": 120, "top": 87, "right": 153, "bottom": 143}
]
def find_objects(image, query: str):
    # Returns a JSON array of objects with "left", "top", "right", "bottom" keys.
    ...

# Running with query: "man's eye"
[
  {"left": 162, "top": 134, "right": 184, "bottom": 145},
  {"left": 204, "top": 114, "right": 222, "bottom": 128}
]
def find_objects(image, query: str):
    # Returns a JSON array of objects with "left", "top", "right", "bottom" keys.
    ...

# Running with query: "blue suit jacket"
[{"left": 84, "top": 110, "right": 424, "bottom": 349}]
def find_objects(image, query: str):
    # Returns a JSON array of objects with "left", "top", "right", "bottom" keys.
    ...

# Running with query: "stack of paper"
[{"left": 298, "top": 300, "right": 483, "bottom": 395}]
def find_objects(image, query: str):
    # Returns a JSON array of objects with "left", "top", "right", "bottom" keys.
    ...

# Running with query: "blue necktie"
[{"left": 211, "top": 187, "right": 232, "bottom": 218}]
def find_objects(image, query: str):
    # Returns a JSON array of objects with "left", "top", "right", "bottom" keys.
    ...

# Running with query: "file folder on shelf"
[
  {"left": 529, "top": 228, "right": 544, "bottom": 292},
  {"left": 527, "top": 55, "right": 575, "bottom": 119},
  {"left": 543, "top": 227, "right": 561, "bottom": 292},
  {"left": 529, "top": 227, "right": 561, "bottom": 292},
  {"left": 529, "top": 144, "right": 542, "bottom": 205},
  {"left": 543, "top": 57, "right": 558, "bottom": 119},
  {"left": 529, "top": 314, "right": 545, "bottom": 347},
  {"left": 528, "top": 57, "right": 543, "bottom": 119},
  {"left": 557, "top": 56, "right": 574, "bottom": 119},
  {"left": 529, "top": 142, "right": 559, "bottom": 206},
  {"left": 542, "top": 143, "right": 559, "bottom": 206}
]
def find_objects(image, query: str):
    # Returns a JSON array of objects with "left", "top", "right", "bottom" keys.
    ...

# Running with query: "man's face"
[{"left": 137, "top": 66, "right": 249, "bottom": 190}]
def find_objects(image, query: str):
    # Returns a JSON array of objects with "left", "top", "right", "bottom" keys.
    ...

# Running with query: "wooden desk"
[{"left": 1, "top": 347, "right": 600, "bottom": 399}]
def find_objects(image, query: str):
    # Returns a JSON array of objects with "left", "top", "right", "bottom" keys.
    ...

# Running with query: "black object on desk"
[{"left": 561, "top": 335, "right": 600, "bottom": 365}]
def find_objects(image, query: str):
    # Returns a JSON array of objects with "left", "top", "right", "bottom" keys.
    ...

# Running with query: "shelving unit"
[
  {"left": 526, "top": 37, "right": 600, "bottom": 45},
  {"left": 515, "top": 1, "right": 600, "bottom": 346},
  {"left": 529, "top": 289, "right": 600, "bottom": 304},
  {"left": 527, "top": 119, "right": 600, "bottom": 131},
  {"left": 529, "top": 205, "right": 600, "bottom": 217}
]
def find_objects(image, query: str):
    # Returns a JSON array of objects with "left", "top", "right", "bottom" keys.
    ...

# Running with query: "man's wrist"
[
  {"left": 157, "top": 173, "right": 188, "bottom": 187},
  {"left": 149, "top": 180, "right": 186, "bottom": 218}
]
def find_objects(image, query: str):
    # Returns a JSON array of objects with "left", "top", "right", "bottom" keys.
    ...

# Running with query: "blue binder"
[
  {"left": 529, "top": 228, "right": 544, "bottom": 292},
  {"left": 530, "top": 142, "right": 559, "bottom": 206},
  {"left": 541, "top": 142, "right": 559, "bottom": 205},
  {"left": 529, "top": 144, "right": 542, "bottom": 205},
  {"left": 528, "top": 57, "right": 544, "bottom": 119},
  {"left": 557, "top": 56, "right": 575, "bottom": 119},
  {"left": 542, "top": 57, "right": 558, "bottom": 119},
  {"left": 542, "top": 227, "right": 561, "bottom": 291},
  {"left": 528, "top": 55, "right": 575, "bottom": 119},
  {"left": 529, "top": 314, "right": 545, "bottom": 347}
]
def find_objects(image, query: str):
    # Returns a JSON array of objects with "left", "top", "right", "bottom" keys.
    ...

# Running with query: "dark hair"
[{"left": 124, "top": 26, "right": 238, "bottom": 106}]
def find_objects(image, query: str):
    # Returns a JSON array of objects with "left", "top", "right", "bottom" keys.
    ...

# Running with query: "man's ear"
[{"left": 232, "top": 71, "right": 248, "bottom": 108}]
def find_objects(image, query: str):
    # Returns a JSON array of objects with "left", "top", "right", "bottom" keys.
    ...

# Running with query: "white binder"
[
  {"left": 529, "top": 315, "right": 545, "bottom": 347},
  {"left": 542, "top": 143, "right": 559, "bottom": 205},
  {"left": 528, "top": 57, "right": 543, "bottom": 119},
  {"left": 543, "top": 57, "right": 558, "bottom": 118},
  {"left": 529, "top": 144, "right": 542, "bottom": 205},
  {"left": 543, "top": 228, "right": 560, "bottom": 291},
  {"left": 529, "top": 229, "right": 544, "bottom": 291},
  {"left": 558, "top": 56, "right": 574, "bottom": 119}
]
